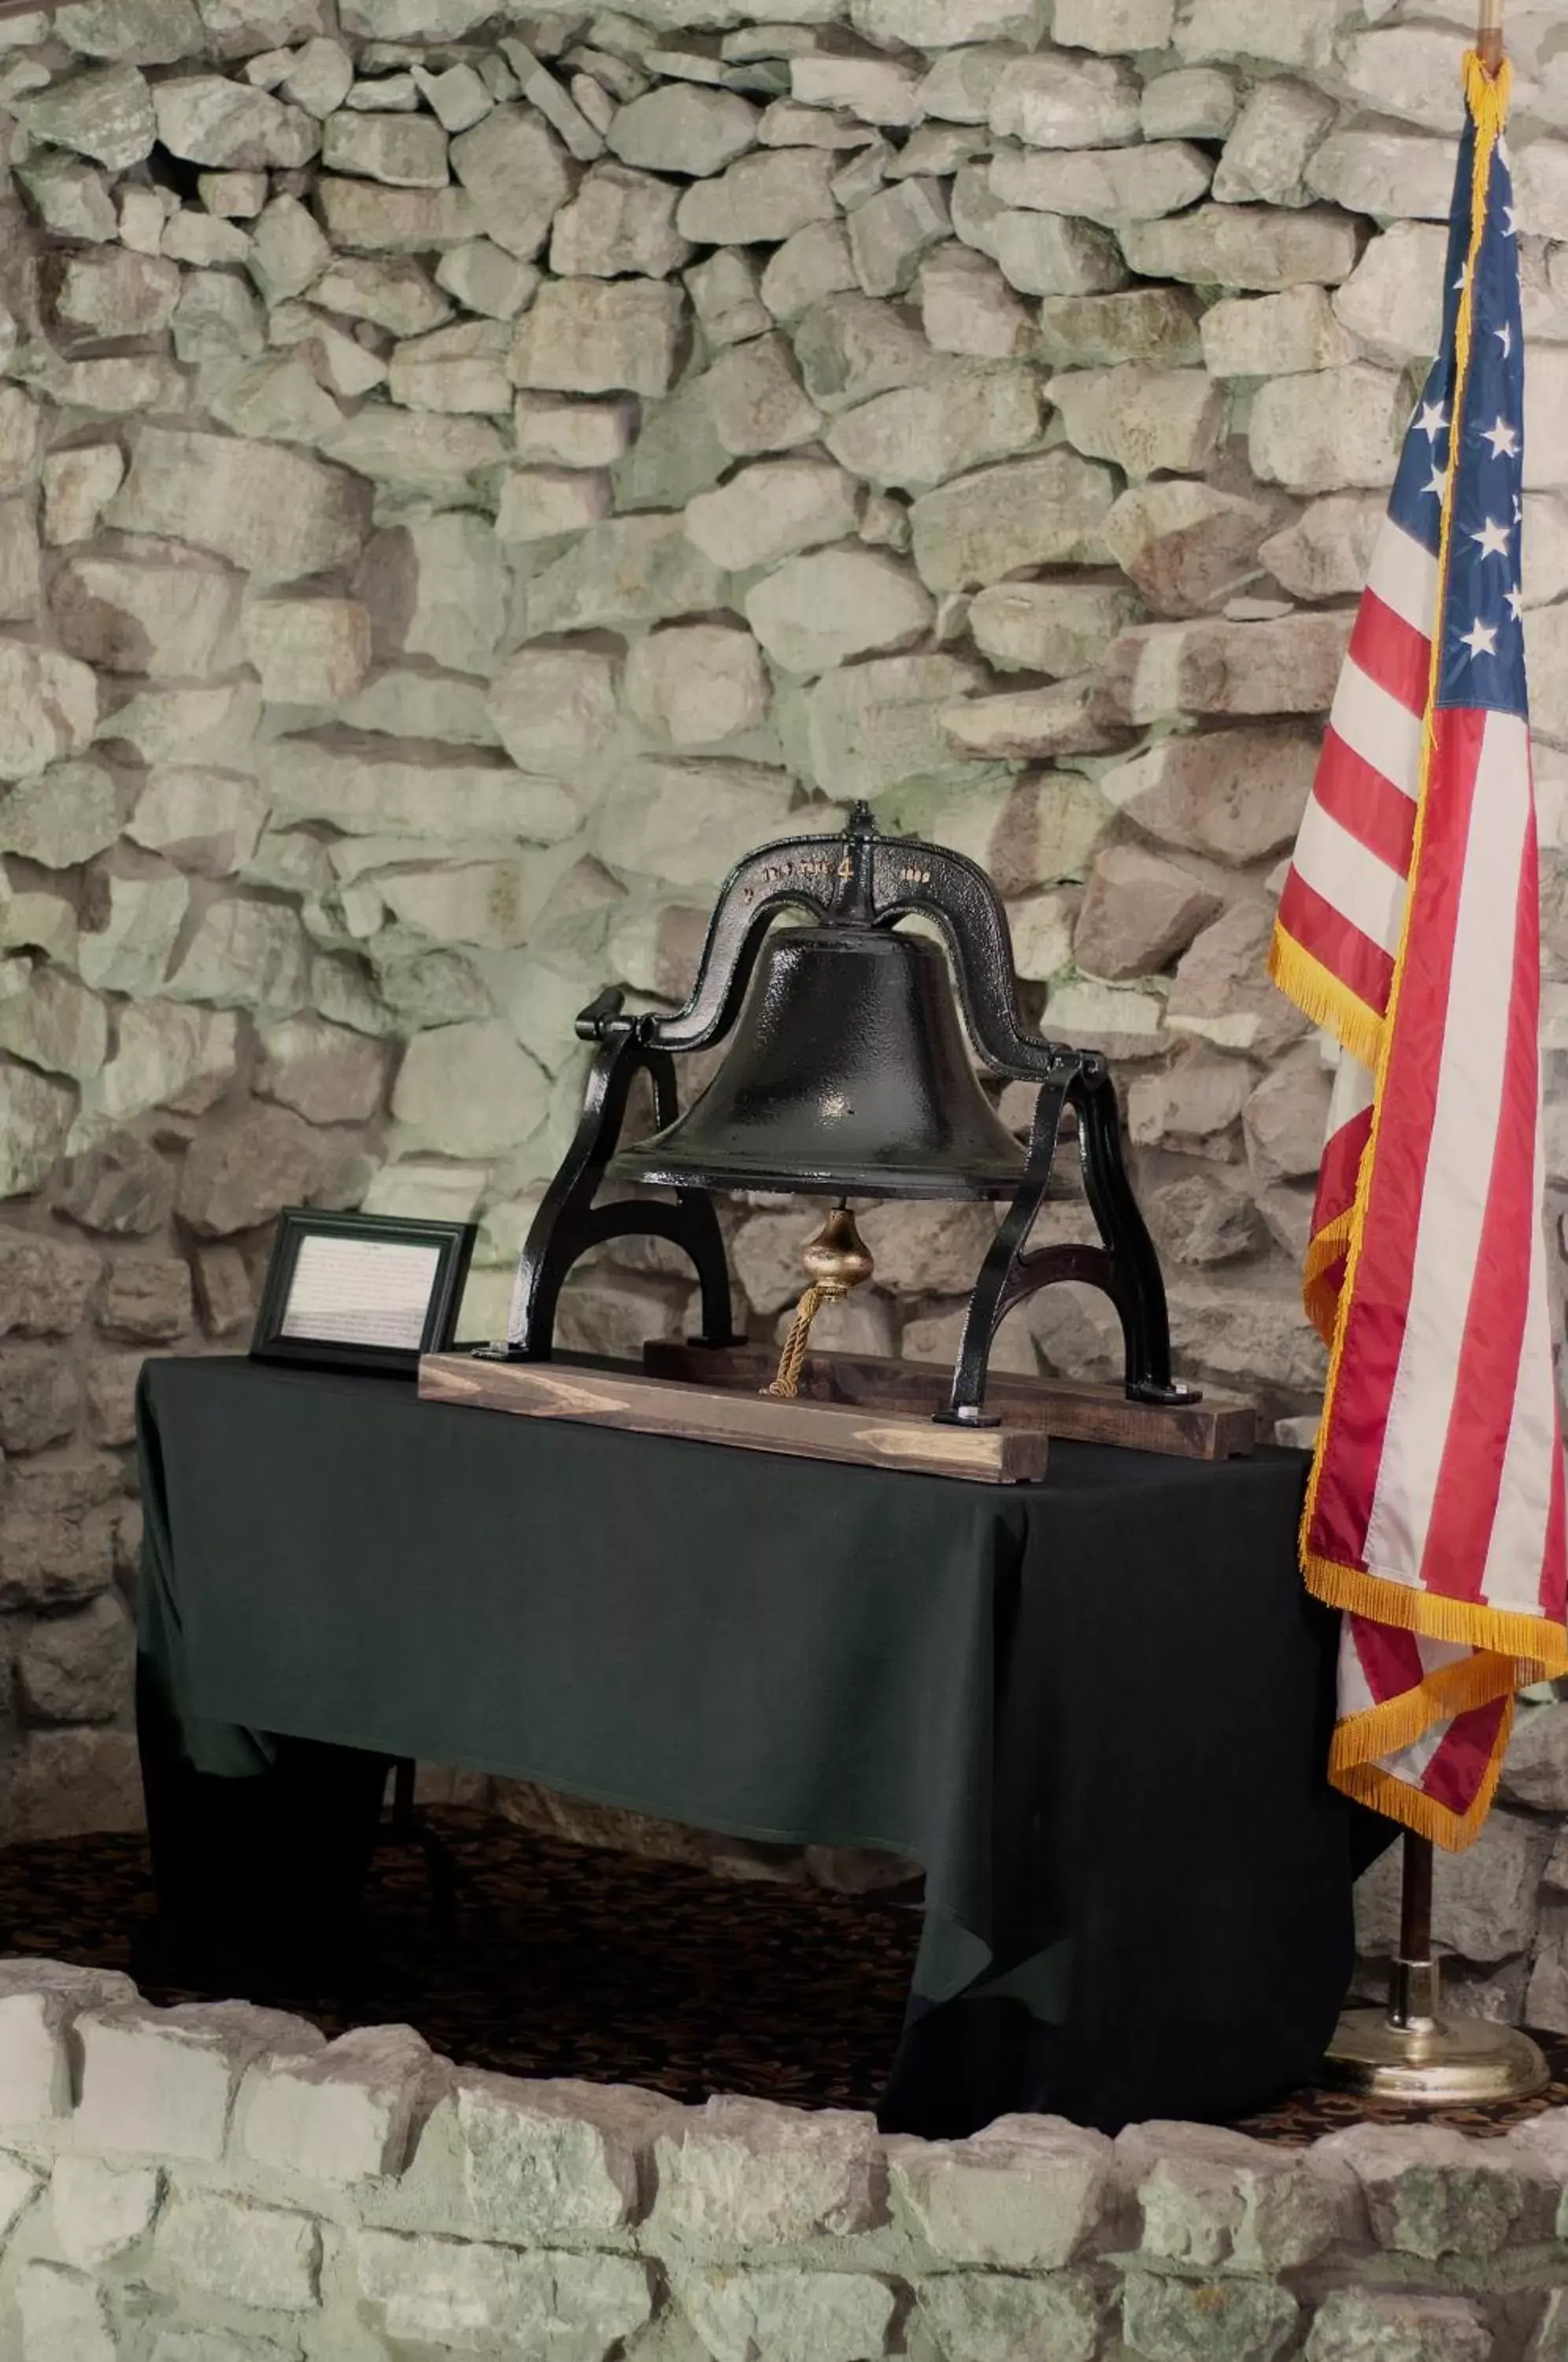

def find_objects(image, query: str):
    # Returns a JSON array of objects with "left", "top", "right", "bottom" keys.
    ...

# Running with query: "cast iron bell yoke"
[{"left": 501, "top": 802, "right": 1193, "bottom": 1426}]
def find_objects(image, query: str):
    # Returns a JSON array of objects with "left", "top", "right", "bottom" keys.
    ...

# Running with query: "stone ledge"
[{"left": 0, "top": 1962, "right": 1563, "bottom": 2358}]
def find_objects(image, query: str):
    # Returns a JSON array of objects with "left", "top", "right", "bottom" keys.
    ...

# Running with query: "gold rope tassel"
[
  {"left": 765, "top": 1284, "right": 832, "bottom": 1400},
  {"left": 761, "top": 1205, "right": 875, "bottom": 1401}
]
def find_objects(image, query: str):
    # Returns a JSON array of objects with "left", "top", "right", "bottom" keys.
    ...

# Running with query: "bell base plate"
[
  {"left": 1320, "top": 2008, "right": 1550, "bottom": 2105},
  {"left": 644, "top": 1340, "right": 1256, "bottom": 1461}
]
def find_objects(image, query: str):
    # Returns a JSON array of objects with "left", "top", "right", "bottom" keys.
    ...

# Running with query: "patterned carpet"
[{"left": 2, "top": 1806, "right": 1563, "bottom": 2140}]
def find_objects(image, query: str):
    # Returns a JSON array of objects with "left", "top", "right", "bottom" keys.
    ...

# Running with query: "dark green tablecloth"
[{"left": 135, "top": 1354, "right": 1368, "bottom": 2134}]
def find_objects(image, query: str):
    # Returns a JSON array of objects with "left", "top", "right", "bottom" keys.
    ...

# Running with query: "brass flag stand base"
[{"left": 1322, "top": 1834, "right": 1548, "bottom": 2105}]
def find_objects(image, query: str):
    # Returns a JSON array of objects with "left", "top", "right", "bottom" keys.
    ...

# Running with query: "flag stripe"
[
  {"left": 1420, "top": 790, "right": 1544, "bottom": 1603},
  {"left": 1328, "top": 658, "right": 1426, "bottom": 799},
  {"left": 1312, "top": 730, "right": 1420, "bottom": 881},
  {"left": 1288, "top": 798, "right": 1407, "bottom": 957},
  {"left": 1477, "top": 1120, "right": 1560, "bottom": 1613},
  {"left": 1276, "top": 872, "right": 1395, "bottom": 1024},
  {"left": 1308, "top": 711, "right": 1482, "bottom": 1584},
  {"left": 1368, "top": 517, "right": 1442, "bottom": 636},
  {"left": 1350, "top": 589, "right": 1433, "bottom": 720},
  {"left": 1363, "top": 711, "right": 1515, "bottom": 1586}
]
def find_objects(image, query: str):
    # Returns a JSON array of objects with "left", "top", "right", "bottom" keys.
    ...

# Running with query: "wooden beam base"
[
  {"left": 419, "top": 1353, "right": 1051, "bottom": 1484},
  {"left": 644, "top": 1342, "right": 1256, "bottom": 1461}
]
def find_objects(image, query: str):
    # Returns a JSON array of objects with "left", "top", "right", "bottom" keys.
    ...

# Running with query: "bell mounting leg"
[
  {"left": 942, "top": 1062, "right": 1196, "bottom": 1427},
  {"left": 486, "top": 992, "right": 739, "bottom": 1364}
]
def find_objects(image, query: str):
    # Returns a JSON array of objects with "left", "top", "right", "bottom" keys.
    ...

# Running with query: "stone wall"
[
  {"left": 0, "top": 1959, "right": 1567, "bottom": 2360},
  {"left": 1, "top": 0, "right": 1566, "bottom": 1833}
]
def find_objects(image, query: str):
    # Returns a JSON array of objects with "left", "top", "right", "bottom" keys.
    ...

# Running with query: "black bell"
[
  {"left": 609, "top": 924, "right": 1025, "bottom": 1201},
  {"left": 502, "top": 801, "right": 1190, "bottom": 1423}
]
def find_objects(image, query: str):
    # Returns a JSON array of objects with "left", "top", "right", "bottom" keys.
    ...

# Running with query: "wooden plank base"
[
  {"left": 643, "top": 1342, "right": 1256, "bottom": 1461},
  {"left": 419, "top": 1353, "right": 1051, "bottom": 1484}
]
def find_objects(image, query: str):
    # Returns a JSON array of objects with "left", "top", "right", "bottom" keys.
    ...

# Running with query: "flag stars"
[
  {"left": 1507, "top": 585, "right": 1525, "bottom": 620},
  {"left": 1417, "top": 400, "right": 1449, "bottom": 443},
  {"left": 1496, "top": 319, "right": 1514, "bottom": 356},
  {"left": 1422, "top": 465, "right": 1448, "bottom": 498},
  {"left": 1472, "top": 516, "right": 1511, "bottom": 559},
  {"left": 1459, "top": 617, "right": 1499, "bottom": 660},
  {"left": 1481, "top": 416, "right": 1519, "bottom": 459}
]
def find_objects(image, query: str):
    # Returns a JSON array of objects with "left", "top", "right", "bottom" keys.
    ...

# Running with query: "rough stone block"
[
  {"left": 17, "top": 1590, "right": 135, "bottom": 1721},
  {"left": 654, "top": 2094, "right": 885, "bottom": 2245},
  {"left": 1250, "top": 365, "right": 1405, "bottom": 495},
  {"left": 676, "top": 147, "right": 838, "bottom": 245},
  {"left": 0, "top": 1961, "right": 133, "bottom": 2127},
  {"left": 1302, "top": 2289, "right": 1491, "bottom": 2362},
  {"left": 989, "top": 52, "right": 1139, "bottom": 149},
  {"left": 386, "top": 319, "right": 512, "bottom": 416},
  {"left": 910, "top": 449, "right": 1116, "bottom": 591},
  {"left": 515, "top": 279, "right": 685, "bottom": 404},
  {"left": 452, "top": 2071, "right": 680, "bottom": 2238},
  {"left": 16, "top": 2260, "right": 115, "bottom": 2362},
  {"left": 49, "top": 2153, "right": 159, "bottom": 2270},
  {"left": 357, "top": 2230, "right": 654, "bottom": 2353},
  {"left": 889, "top": 2114, "right": 1108, "bottom": 2268},
  {"left": 919, "top": 244, "right": 1030, "bottom": 358},
  {"left": 1244, "top": 1045, "right": 1333, "bottom": 1183},
  {"left": 917, "top": 2269, "right": 1101, "bottom": 2362},
  {"left": 1122, "top": 2266, "right": 1298, "bottom": 2362},
  {"left": 157, "top": 2186, "right": 320, "bottom": 2311},
  {"left": 0, "top": 1230, "right": 102, "bottom": 1338},
  {"left": 317, "top": 174, "right": 477, "bottom": 250},
  {"left": 551, "top": 161, "right": 690, "bottom": 278},
  {"left": 941, "top": 677, "right": 1126, "bottom": 762},
  {"left": 1213, "top": 76, "right": 1335, "bottom": 207},
  {"left": 826, "top": 362, "right": 1039, "bottom": 494},
  {"left": 681, "top": 2268, "right": 898, "bottom": 2362},
  {"left": 608, "top": 83, "right": 758, "bottom": 177},
  {"left": 239, "top": 2024, "right": 442, "bottom": 2185},
  {"left": 1166, "top": 900, "right": 1311, "bottom": 1061},
  {"left": 683, "top": 457, "right": 857, "bottom": 572},
  {"left": 796, "top": 651, "right": 989, "bottom": 799},
  {"left": 1098, "top": 613, "right": 1352, "bottom": 726},
  {"left": 992, "top": 138, "right": 1211, "bottom": 225},
  {"left": 1119, "top": 2119, "right": 1349, "bottom": 2270},
  {"left": 747, "top": 547, "right": 933, "bottom": 675},
  {"left": 17, "top": 61, "right": 155, "bottom": 168},
  {"left": 705, "top": 332, "right": 821, "bottom": 456},
  {"left": 1318, "top": 2123, "right": 1528, "bottom": 2260},
  {"left": 1104, "top": 479, "right": 1274, "bottom": 620},
  {"left": 1119, "top": 202, "right": 1363, "bottom": 290},
  {"left": 10, "top": 1729, "right": 143, "bottom": 1840},
  {"left": 969, "top": 583, "right": 1139, "bottom": 678},
  {"left": 76, "top": 2001, "right": 324, "bottom": 2161},
  {"left": 1501, "top": 1701, "right": 1568, "bottom": 1812},
  {"left": 106, "top": 428, "right": 364, "bottom": 585},
  {"left": 524, "top": 513, "right": 725, "bottom": 637},
  {"left": 0, "top": 641, "right": 97, "bottom": 780},
  {"left": 1074, "top": 846, "right": 1221, "bottom": 981},
  {"left": 626, "top": 625, "right": 767, "bottom": 747},
  {"left": 1200, "top": 287, "right": 1352, "bottom": 380}
]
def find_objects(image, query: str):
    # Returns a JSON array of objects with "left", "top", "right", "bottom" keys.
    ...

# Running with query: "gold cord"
[{"left": 764, "top": 1283, "right": 830, "bottom": 1399}]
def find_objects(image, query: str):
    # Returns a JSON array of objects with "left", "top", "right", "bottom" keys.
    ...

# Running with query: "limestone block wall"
[
  {"left": 0, "top": 1959, "right": 1565, "bottom": 2360},
  {"left": 0, "top": 0, "right": 1566, "bottom": 1838}
]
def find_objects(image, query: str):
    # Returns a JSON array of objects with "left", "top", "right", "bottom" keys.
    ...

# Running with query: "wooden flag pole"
[{"left": 1477, "top": 0, "right": 1505, "bottom": 74}]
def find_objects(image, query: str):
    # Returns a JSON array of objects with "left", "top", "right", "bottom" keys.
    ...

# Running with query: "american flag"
[{"left": 1270, "top": 51, "right": 1568, "bottom": 1849}]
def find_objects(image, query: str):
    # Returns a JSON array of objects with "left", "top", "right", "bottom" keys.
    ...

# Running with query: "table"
[{"left": 135, "top": 1354, "right": 1378, "bottom": 2138}]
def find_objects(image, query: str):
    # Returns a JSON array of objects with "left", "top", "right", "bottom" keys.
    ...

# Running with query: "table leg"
[{"left": 136, "top": 1658, "right": 391, "bottom": 1987}]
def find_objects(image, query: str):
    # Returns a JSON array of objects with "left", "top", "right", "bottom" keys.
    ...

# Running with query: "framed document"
[{"left": 251, "top": 1209, "right": 477, "bottom": 1377}]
